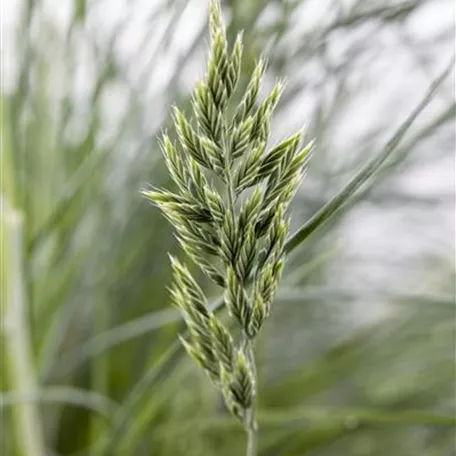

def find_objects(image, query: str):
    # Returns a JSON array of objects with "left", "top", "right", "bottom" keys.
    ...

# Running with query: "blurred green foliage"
[{"left": 1, "top": 0, "right": 455, "bottom": 455}]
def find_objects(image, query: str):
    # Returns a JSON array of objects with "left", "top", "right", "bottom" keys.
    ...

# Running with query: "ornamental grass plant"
[{"left": 1, "top": 0, "right": 454, "bottom": 455}]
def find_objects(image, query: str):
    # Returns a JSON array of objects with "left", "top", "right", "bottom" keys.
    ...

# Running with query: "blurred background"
[{"left": 1, "top": 0, "right": 455, "bottom": 455}]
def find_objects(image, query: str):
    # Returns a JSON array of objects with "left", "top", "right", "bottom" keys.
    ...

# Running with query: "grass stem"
[
  {"left": 0, "top": 198, "right": 45, "bottom": 456},
  {"left": 243, "top": 335, "right": 258, "bottom": 456}
]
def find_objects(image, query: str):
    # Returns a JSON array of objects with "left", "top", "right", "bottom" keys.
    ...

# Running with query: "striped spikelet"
[{"left": 142, "top": 0, "right": 313, "bottom": 428}]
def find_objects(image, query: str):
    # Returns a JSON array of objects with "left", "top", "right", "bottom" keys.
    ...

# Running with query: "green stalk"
[
  {"left": 243, "top": 336, "right": 258, "bottom": 456},
  {"left": 0, "top": 198, "right": 45, "bottom": 456},
  {"left": 226, "top": 161, "right": 258, "bottom": 456}
]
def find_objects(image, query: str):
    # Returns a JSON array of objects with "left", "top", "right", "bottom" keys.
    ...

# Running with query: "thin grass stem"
[{"left": 244, "top": 336, "right": 258, "bottom": 456}]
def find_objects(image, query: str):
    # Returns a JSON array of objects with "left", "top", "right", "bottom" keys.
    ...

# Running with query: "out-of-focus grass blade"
[
  {"left": 0, "top": 387, "right": 118, "bottom": 421},
  {"left": 27, "top": 148, "right": 109, "bottom": 252},
  {"left": 75, "top": 0, "right": 86, "bottom": 23},
  {"left": 285, "top": 57, "right": 455, "bottom": 254},
  {"left": 37, "top": 252, "right": 94, "bottom": 379},
  {"left": 260, "top": 406, "right": 456, "bottom": 427},
  {"left": 93, "top": 341, "right": 182, "bottom": 456},
  {"left": 261, "top": 404, "right": 456, "bottom": 455},
  {"left": 149, "top": 406, "right": 456, "bottom": 438},
  {"left": 113, "top": 363, "right": 191, "bottom": 455},
  {"left": 56, "top": 308, "right": 181, "bottom": 376},
  {"left": 276, "top": 286, "right": 455, "bottom": 306}
]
